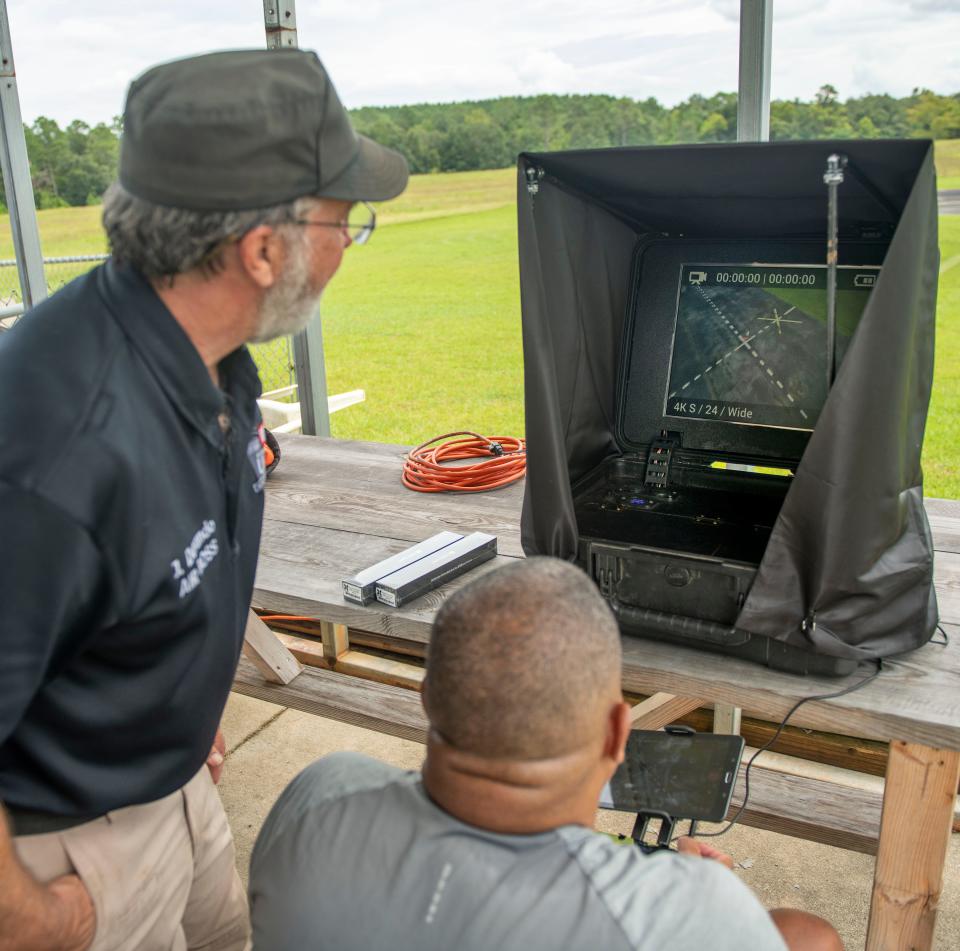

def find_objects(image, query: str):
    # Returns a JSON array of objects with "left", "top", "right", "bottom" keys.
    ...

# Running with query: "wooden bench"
[
  {"left": 235, "top": 648, "right": 957, "bottom": 862},
  {"left": 237, "top": 435, "right": 960, "bottom": 951}
]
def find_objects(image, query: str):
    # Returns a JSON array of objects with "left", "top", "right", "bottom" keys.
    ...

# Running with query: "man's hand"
[
  {"left": 0, "top": 807, "right": 97, "bottom": 951},
  {"left": 206, "top": 728, "right": 226, "bottom": 784},
  {"left": 44, "top": 875, "right": 96, "bottom": 951},
  {"left": 676, "top": 836, "right": 735, "bottom": 869}
]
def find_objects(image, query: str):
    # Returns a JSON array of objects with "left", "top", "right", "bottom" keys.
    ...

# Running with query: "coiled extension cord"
[{"left": 402, "top": 431, "right": 526, "bottom": 493}]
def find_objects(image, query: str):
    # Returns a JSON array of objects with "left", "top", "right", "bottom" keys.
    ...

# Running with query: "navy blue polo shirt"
[{"left": 0, "top": 261, "right": 265, "bottom": 817}]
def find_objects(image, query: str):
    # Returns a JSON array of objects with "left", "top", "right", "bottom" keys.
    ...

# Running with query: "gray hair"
[{"left": 101, "top": 182, "right": 314, "bottom": 280}]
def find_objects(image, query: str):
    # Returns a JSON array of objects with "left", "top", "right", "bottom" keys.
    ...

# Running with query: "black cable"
[
  {"left": 671, "top": 659, "right": 885, "bottom": 844},
  {"left": 933, "top": 623, "right": 950, "bottom": 647}
]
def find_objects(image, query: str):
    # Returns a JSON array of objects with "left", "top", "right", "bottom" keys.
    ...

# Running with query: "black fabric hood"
[{"left": 518, "top": 138, "right": 938, "bottom": 660}]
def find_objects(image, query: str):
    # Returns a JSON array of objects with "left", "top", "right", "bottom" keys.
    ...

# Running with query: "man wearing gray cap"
[{"left": 0, "top": 49, "right": 407, "bottom": 950}]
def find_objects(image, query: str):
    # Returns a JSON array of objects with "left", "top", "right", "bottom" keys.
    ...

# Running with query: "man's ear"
[
  {"left": 604, "top": 701, "right": 632, "bottom": 766},
  {"left": 235, "top": 224, "right": 283, "bottom": 289},
  {"left": 421, "top": 675, "right": 432, "bottom": 719}
]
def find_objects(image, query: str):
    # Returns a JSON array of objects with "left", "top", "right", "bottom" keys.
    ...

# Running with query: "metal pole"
[
  {"left": 824, "top": 154, "right": 846, "bottom": 390},
  {"left": 0, "top": 2, "right": 45, "bottom": 310},
  {"left": 718, "top": 1, "right": 773, "bottom": 739},
  {"left": 263, "top": 0, "right": 299, "bottom": 48},
  {"left": 262, "top": 0, "right": 331, "bottom": 437},
  {"left": 736, "top": 0, "right": 773, "bottom": 143}
]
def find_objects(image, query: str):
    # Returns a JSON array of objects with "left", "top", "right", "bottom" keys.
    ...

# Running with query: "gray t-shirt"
[{"left": 250, "top": 752, "right": 787, "bottom": 951}]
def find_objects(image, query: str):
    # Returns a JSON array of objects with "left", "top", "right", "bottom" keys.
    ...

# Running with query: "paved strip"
[
  {"left": 941, "top": 253, "right": 960, "bottom": 276},
  {"left": 938, "top": 190, "right": 960, "bottom": 216},
  {"left": 668, "top": 286, "right": 799, "bottom": 404}
]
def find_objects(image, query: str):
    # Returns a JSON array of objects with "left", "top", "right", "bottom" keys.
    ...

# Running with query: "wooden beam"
[
  {"left": 320, "top": 621, "right": 350, "bottom": 662},
  {"left": 242, "top": 610, "right": 302, "bottom": 685},
  {"left": 727, "top": 749, "right": 883, "bottom": 855},
  {"left": 233, "top": 656, "right": 428, "bottom": 744},
  {"left": 630, "top": 693, "right": 702, "bottom": 730},
  {"left": 258, "top": 620, "right": 426, "bottom": 658},
  {"left": 275, "top": 631, "right": 425, "bottom": 691},
  {"left": 713, "top": 703, "right": 742, "bottom": 735},
  {"left": 334, "top": 650, "right": 424, "bottom": 691},
  {"left": 671, "top": 706, "right": 890, "bottom": 777},
  {"left": 338, "top": 628, "right": 426, "bottom": 659},
  {"left": 866, "top": 742, "right": 960, "bottom": 951}
]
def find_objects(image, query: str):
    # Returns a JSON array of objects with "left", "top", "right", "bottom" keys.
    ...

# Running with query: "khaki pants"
[{"left": 14, "top": 767, "right": 250, "bottom": 951}]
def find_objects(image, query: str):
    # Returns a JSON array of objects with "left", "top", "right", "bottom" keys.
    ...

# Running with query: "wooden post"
[
  {"left": 242, "top": 610, "right": 302, "bottom": 685},
  {"left": 713, "top": 703, "right": 743, "bottom": 735},
  {"left": 630, "top": 693, "right": 702, "bottom": 731},
  {"left": 866, "top": 741, "right": 960, "bottom": 951},
  {"left": 320, "top": 621, "right": 350, "bottom": 663}
]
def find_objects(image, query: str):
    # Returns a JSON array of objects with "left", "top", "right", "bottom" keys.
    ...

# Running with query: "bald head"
[{"left": 425, "top": 558, "right": 622, "bottom": 760}]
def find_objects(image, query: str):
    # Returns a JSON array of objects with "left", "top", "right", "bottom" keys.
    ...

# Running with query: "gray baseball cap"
[{"left": 119, "top": 49, "right": 408, "bottom": 211}]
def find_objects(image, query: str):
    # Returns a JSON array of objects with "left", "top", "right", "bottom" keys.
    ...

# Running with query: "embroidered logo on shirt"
[
  {"left": 248, "top": 427, "right": 267, "bottom": 494},
  {"left": 170, "top": 519, "right": 219, "bottom": 598}
]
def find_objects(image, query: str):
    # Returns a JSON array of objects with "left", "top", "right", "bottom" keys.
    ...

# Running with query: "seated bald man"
[{"left": 249, "top": 558, "right": 840, "bottom": 951}]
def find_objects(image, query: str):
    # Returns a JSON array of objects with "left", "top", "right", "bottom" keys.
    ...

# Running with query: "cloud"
[
  {"left": 514, "top": 50, "right": 579, "bottom": 91},
  {"left": 908, "top": 0, "right": 960, "bottom": 11},
  {"left": 554, "top": 31, "right": 715, "bottom": 70},
  {"left": 709, "top": 0, "right": 825, "bottom": 22}
]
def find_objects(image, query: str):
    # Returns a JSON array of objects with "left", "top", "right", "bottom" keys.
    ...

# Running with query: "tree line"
[
  {"left": 7, "top": 86, "right": 959, "bottom": 208},
  {"left": 20, "top": 117, "right": 122, "bottom": 209},
  {"left": 351, "top": 87, "right": 960, "bottom": 174}
]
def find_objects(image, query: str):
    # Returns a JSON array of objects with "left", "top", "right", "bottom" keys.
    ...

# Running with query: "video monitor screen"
[
  {"left": 664, "top": 264, "right": 879, "bottom": 431},
  {"left": 600, "top": 730, "right": 744, "bottom": 822}
]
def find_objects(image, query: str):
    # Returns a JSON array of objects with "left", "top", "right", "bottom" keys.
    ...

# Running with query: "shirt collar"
[{"left": 98, "top": 261, "right": 262, "bottom": 447}]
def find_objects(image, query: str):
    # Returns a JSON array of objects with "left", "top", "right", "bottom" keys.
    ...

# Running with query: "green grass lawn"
[
  {"left": 0, "top": 162, "right": 956, "bottom": 496},
  {"left": 927, "top": 215, "right": 960, "bottom": 496},
  {"left": 0, "top": 167, "right": 517, "bottom": 259},
  {"left": 936, "top": 139, "right": 960, "bottom": 190},
  {"left": 322, "top": 200, "right": 960, "bottom": 498},
  {"left": 323, "top": 202, "right": 522, "bottom": 442}
]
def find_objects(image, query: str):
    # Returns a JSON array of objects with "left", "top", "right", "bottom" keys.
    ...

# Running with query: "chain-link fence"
[
  {"left": 0, "top": 256, "right": 297, "bottom": 395},
  {"left": 0, "top": 255, "right": 108, "bottom": 332},
  {"left": 250, "top": 335, "right": 297, "bottom": 397}
]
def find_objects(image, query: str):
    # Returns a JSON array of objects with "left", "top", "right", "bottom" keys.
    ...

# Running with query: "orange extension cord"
[
  {"left": 257, "top": 615, "right": 317, "bottom": 622},
  {"left": 402, "top": 431, "right": 526, "bottom": 493}
]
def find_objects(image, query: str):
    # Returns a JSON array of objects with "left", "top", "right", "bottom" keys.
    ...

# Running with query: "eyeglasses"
[{"left": 292, "top": 201, "right": 376, "bottom": 245}]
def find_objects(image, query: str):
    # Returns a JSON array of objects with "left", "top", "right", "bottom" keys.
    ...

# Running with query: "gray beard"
[{"left": 250, "top": 233, "right": 321, "bottom": 344}]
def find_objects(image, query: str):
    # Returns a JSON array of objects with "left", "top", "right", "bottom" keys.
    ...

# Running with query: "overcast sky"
[{"left": 7, "top": 0, "right": 960, "bottom": 126}]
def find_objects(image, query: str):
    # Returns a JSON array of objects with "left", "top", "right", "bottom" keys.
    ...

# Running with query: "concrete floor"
[{"left": 219, "top": 693, "right": 960, "bottom": 950}]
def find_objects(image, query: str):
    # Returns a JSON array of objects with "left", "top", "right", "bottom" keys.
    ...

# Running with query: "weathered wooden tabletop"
[{"left": 255, "top": 435, "right": 960, "bottom": 751}]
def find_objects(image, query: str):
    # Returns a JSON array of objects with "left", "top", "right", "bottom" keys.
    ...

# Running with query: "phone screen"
[{"left": 604, "top": 730, "right": 744, "bottom": 822}]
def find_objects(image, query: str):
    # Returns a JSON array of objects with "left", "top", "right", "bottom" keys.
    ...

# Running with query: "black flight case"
[
  {"left": 517, "top": 139, "right": 940, "bottom": 677},
  {"left": 574, "top": 237, "right": 886, "bottom": 677}
]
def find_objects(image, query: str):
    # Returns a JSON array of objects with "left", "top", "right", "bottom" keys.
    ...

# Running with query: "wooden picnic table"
[{"left": 236, "top": 434, "right": 960, "bottom": 951}]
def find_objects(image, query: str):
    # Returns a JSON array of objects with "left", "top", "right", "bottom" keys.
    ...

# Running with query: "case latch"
[
  {"left": 594, "top": 550, "right": 620, "bottom": 599},
  {"left": 644, "top": 434, "right": 679, "bottom": 488}
]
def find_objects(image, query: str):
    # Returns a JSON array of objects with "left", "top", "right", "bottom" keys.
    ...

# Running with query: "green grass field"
[
  {"left": 936, "top": 138, "right": 960, "bottom": 190},
  {"left": 928, "top": 215, "right": 960, "bottom": 496},
  {"left": 0, "top": 161, "right": 957, "bottom": 496}
]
